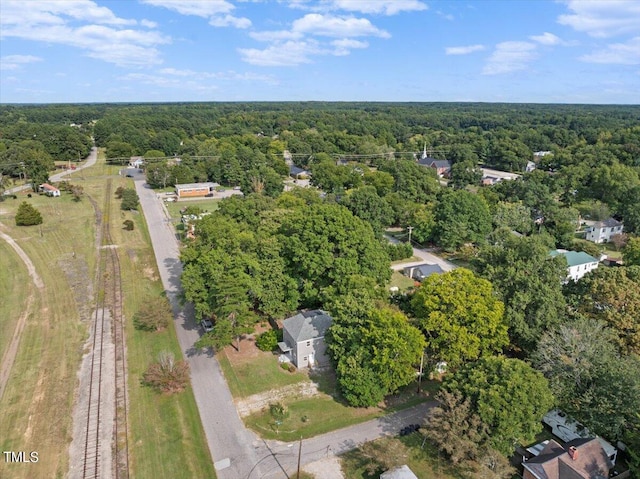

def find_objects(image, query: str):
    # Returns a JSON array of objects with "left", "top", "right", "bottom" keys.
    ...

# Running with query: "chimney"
[{"left": 568, "top": 446, "right": 578, "bottom": 461}]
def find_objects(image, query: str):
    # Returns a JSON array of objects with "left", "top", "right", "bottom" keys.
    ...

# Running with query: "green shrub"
[
  {"left": 256, "top": 329, "right": 283, "bottom": 351},
  {"left": 385, "top": 242, "right": 413, "bottom": 261},
  {"left": 15, "top": 201, "right": 43, "bottom": 226},
  {"left": 123, "top": 219, "right": 134, "bottom": 231}
]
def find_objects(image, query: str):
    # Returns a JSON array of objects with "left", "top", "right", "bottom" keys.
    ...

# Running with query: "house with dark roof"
[
  {"left": 289, "top": 164, "right": 310, "bottom": 180},
  {"left": 417, "top": 144, "right": 451, "bottom": 177},
  {"left": 403, "top": 263, "right": 444, "bottom": 282},
  {"left": 278, "top": 310, "right": 332, "bottom": 368},
  {"left": 585, "top": 218, "right": 623, "bottom": 244},
  {"left": 522, "top": 438, "right": 612, "bottom": 479},
  {"left": 549, "top": 249, "right": 600, "bottom": 282}
]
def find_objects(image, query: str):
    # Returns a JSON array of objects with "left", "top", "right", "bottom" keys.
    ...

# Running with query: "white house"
[
  {"left": 550, "top": 249, "right": 599, "bottom": 282},
  {"left": 585, "top": 218, "right": 623, "bottom": 244},
  {"left": 39, "top": 183, "right": 60, "bottom": 197},
  {"left": 278, "top": 310, "right": 332, "bottom": 368}
]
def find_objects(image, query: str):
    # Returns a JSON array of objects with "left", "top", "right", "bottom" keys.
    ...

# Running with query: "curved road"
[
  {"left": 5, "top": 146, "right": 98, "bottom": 195},
  {"left": 135, "top": 179, "right": 436, "bottom": 478}
]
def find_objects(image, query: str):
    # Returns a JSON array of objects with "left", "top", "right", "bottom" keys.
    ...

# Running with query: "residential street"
[
  {"left": 135, "top": 180, "right": 438, "bottom": 478},
  {"left": 385, "top": 234, "right": 457, "bottom": 272},
  {"left": 5, "top": 146, "right": 98, "bottom": 195}
]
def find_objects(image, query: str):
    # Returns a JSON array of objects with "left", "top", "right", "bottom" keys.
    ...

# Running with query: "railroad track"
[{"left": 81, "top": 179, "right": 129, "bottom": 479}]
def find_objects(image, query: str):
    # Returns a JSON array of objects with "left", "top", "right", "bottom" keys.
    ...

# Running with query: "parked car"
[{"left": 200, "top": 319, "right": 214, "bottom": 333}]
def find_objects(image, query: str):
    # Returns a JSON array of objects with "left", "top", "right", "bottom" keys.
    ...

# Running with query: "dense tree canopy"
[
  {"left": 433, "top": 189, "right": 492, "bottom": 250},
  {"left": 411, "top": 268, "right": 508, "bottom": 367},
  {"left": 444, "top": 356, "right": 554, "bottom": 455},
  {"left": 327, "top": 300, "right": 425, "bottom": 407},
  {"left": 564, "top": 266, "right": 640, "bottom": 355},
  {"left": 533, "top": 317, "right": 640, "bottom": 440},
  {"left": 475, "top": 235, "right": 567, "bottom": 355}
]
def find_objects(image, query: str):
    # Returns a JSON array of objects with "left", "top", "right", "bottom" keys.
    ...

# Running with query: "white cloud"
[
  {"left": 445, "top": 44, "right": 485, "bottom": 55},
  {"left": 329, "top": 0, "right": 427, "bottom": 15},
  {"left": 141, "top": 0, "right": 251, "bottom": 28},
  {"left": 0, "top": 55, "right": 43, "bottom": 70},
  {"left": 482, "top": 41, "right": 538, "bottom": 75},
  {"left": 140, "top": 19, "right": 158, "bottom": 28},
  {"left": 239, "top": 40, "right": 325, "bottom": 66},
  {"left": 140, "top": 0, "right": 234, "bottom": 17},
  {"left": 250, "top": 30, "right": 303, "bottom": 42},
  {"left": 580, "top": 36, "right": 640, "bottom": 64},
  {"left": 331, "top": 38, "right": 368, "bottom": 55},
  {"left": 292, "top": 13, "right": 390, "bottom": 38},
  {"left": 209, "top": 14, "right": 252, "bottom": 29},
  {"left": 530, "top": 32, "right": 562, "bottom": 45},
  {"left": 558, "top": 0, "right": 640, "bottom": 38},
  {"left": 0, "top": 1, "right": 169, "bottom": 66}
]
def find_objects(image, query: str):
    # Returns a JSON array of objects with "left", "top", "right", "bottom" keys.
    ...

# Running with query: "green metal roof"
[{"left": 550, "top": 250, "right": 598, "bottom": 267}]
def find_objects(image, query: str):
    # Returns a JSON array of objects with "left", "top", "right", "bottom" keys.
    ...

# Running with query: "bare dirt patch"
[
  {"left": 302, "top": 456, "right": 345, "bottom": 479},
  {"left": 236, "top": 381, "right": 320, "bottom": 417}
]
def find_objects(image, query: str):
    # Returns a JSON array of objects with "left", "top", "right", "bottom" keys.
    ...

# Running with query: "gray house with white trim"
[{"left": 278, "top": 310, "right": 332, "bottom": 368}]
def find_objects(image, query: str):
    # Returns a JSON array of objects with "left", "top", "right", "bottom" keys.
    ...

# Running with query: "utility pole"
[
  {"left": 407, "top": 225, "right": 413, "bottom": 244},
  {"left": 417, "top": 349, "right": 425, "bottom": 394},
  {"left": 296, "top": 436, "right": 302, "bottom": 479}
]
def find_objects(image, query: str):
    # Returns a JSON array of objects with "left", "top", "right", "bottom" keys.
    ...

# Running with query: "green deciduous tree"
[
  {"left": 475, "top": 234, "right": 567, "bottom": 355},
  {"left": 342, "top": 185, "right": 394, "bottom": 234},
  {"left": 278, "top": 203, "right": 390, "bottom": 306},
  {"left": 133, "top": 295, "right": 173, "bottom": 331},
  {"left": 411, "top": 268, "right": 508, "bottom": 367},
  {"left": 120, "top": 188, "right": 139, "bottom": 210},
  {"left": 15, "top": 201, "right": 43, "bottom": 226},
  {"left": 623, "top": 236, "right": 640, "bottom": 266},
  {"left": 433, "top": 189, "right": 492, "bottom": 250},
  {"left": 533, "top": 317, "right": 640, "bottom": 440},
  {"left": 565, "top": 266, "right": 640, "bottom": 355},
  {"left": 328, "top": 303, "right": 425, "bottom": 407},
  {"left": 444, "top": 356, "right": 554, "bottom": 455}
]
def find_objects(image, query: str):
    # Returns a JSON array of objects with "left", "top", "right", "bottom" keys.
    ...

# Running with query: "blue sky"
[{"left": 1, "top": 0, "right": 639, "bottom": 104}]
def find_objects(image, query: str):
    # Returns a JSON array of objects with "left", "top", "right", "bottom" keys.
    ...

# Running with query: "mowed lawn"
[
  {"left": 341, "top": 434, "right": 463, "bottom": 479},
  {"left": 0, "top": 189, "right": 97, "bottom": 479},
  {"left": 221, "top": 341, "right": 433, "bottom": 442},
  {"left": 0, "top": 239, "right": 29, "bottom": 362},
  {"left": 0, "top": 158, "right": 214, "bottom": 479}
]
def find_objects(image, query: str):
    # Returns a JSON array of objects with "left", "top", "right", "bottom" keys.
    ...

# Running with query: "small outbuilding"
[
  {"left": 380, "top": 465, "right": 419, "bottom": 479},
  {"left": 403, "top": 263, "right": 444, "bottom": 282},
  {"left": 39, "top": 183, "right": 60, "bottom": 197}
]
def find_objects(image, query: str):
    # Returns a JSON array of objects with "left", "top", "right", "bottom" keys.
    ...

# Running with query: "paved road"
[
  {"left": 385, "top": 234, "right": 456, "bottom": 272},
  {"left": 5, "top": 147, "right": 98, "bottom": 195},
  {"left": 135, "top": 180, "right": 438, "bottom": 478}
]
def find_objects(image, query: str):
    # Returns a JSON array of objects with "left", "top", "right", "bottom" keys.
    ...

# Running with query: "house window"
[
  {"left": 303, "top": 357, "right": 307, "bottom": 362},
  {"left": 306, "top": 341, "right": 311, "bottom": 346}
]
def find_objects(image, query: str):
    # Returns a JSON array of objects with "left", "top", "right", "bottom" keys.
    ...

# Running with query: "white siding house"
[
  {"left": 585, "top": 218, "right": 623, "bottom": 244},
  {"left": 278, "top": 310, "right": 332, "bottom": 368},
  {"left": 550, "top": 249, "right": 599, "bottom": 282}
]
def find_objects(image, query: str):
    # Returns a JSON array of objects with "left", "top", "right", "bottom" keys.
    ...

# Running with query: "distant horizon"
[
  {"left": 2, "top": 100, "right": 639, "bottom": 107},
  {"left": 1, "top": 1, "right": 639, "bottom": 104}
]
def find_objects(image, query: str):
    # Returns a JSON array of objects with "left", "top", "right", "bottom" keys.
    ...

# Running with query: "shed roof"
[
  {"left": 283, "top": 310, "right": 332, "bottom": 343},
  {"left": 380, "top": 465, "right": 419, "bottom": 479},
  {"left": 175, "top": 182, "right": 219, "bottom": 191}
]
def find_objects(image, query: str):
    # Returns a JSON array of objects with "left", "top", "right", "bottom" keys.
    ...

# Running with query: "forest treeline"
[{"left": 1, "top": 102, "right": 639, "bottom": 475}]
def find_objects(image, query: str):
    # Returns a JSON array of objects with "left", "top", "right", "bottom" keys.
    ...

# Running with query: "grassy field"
[
  {"left": 0, "top": 157, "right": 214, "bottom": 479},
  {"left": 227, "top": 344, "right": 436, "bottom": 442},
  {"left": 340, "top": 434, "right": 463, "bottom": 479},
  {"left": 245, "top": 396, "right": 383, "bottom": 442},
  {"left": 0, "top": 239, "right": 30, "bottom": 362},
  {"left": 218, "top": 347, "right": 307, "bottom": 398},
  {"left": 164, "top": 197, "right": 221, "bottom": 220},
  {"left": 389, "top": 271, "right": 417, "bottom": 291},
  {"left": 0, "top": 188, "right": 98, "bottom": 479}
]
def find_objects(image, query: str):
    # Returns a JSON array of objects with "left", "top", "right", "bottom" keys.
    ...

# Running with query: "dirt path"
[{"left": 0, "top": 222, "right": 44, "bottom": 400}]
